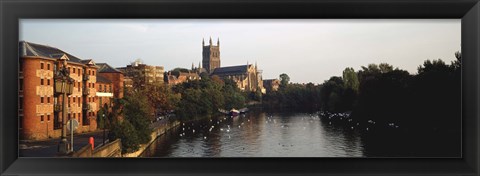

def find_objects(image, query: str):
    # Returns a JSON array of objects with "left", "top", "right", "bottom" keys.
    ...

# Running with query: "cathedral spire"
[
  {"left": 192, "top": 62, "right": 195, "bottom": 70},
  {"left": 217, "top": 37, "right": 220, "bottom": 46},
  {"left": 209, "top": 36, "right": 212, "bottom": 45},
  {"left": 202, "top": 38, "right": 205, "bottom": 46}
]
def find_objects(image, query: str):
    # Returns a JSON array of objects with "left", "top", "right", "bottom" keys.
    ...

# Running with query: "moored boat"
[{"left": 229, "top": 109, "right": 240, "bottom": 116}]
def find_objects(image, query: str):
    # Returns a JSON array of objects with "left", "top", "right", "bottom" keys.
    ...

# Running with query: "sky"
[{"left": 20, "top": 19, "right": 460, "bottom": 84}]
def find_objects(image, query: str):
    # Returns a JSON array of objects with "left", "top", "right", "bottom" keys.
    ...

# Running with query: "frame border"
[{"left": 1, "top": 0, "right": 479, "bottom": 175}]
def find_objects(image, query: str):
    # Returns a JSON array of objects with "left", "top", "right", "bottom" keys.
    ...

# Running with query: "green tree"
[
  {"left": 109, "top": 120, "right": 140, "bottom": 153},
  {"left": 279, "top": 73, "right": 290, "bottom": 88},
  {"left": 109, "top": 90, "right": 152, "bottom": 153},
  {"left": 342, "top": 67, "right": 359, "bottom": 92},
  {"left": 320, "top": 76, "right": 346, "bottom": 112}
]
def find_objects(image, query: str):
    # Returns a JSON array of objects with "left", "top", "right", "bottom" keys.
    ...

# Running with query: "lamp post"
[
  {"left": 56, "top": 59, "right": 74, "bottom": 155},
  {"left": 102, "top": 113, "right": 106, "bottom": 145}
]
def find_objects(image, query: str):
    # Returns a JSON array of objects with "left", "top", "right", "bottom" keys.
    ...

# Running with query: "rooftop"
[
  {"left": 96, "top": 75, "right": 112, "bottom": 84},
  {"left": 96, "top": 63, "right": 123, "bottom": 73},
  {"left": 212, "top": 64, "right": 252, "bottom": 75},
  {"left": 19, "top": 41, "right": 84, "bottom": 63}
]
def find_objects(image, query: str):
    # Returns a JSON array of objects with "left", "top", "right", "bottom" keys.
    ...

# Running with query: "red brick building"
[
  {"left": 96, "top": 76, "right": 114, "bottom": 112},
  {"left": 96, "top": 63, "right": 124, "bottom": 99},
  {"left": 19, "top": 41, "right": 105, "bottom": 140}
]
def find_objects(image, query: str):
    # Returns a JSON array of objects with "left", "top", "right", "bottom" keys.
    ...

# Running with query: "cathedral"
[{"left": 195, "top": 37, "right": 265, "bottom": 93}]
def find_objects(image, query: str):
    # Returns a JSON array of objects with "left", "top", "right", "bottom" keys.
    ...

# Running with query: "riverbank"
[{"left": 123, "top": 120, "right": 181, "bottom": 157}]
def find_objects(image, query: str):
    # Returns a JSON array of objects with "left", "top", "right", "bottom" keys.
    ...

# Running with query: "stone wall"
[
  {"left": 72, "top": 139, "right": 122, "bottom": 157},
  {"left": 123, "top": 120, "right": 180, "bottom": 157}
]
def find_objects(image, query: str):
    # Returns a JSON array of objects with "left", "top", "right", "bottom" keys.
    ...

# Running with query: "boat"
[
  {"left": 239, "top": 107, "right": 248, "bottom": 114},
  {"left": 229, "top": 109, "right": 240, "bottom": 116}
]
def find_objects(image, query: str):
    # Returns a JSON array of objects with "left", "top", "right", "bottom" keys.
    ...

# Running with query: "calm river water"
[{"left": 141, "top": 110, "right": 373, "bottom": 157}]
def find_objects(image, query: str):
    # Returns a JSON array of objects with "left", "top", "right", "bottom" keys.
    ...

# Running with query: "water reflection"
[{"left": 142, "top": 110, "right": 366, "bottom": 157}]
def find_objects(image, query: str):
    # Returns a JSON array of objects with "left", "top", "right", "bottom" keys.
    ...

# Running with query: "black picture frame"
[{"left": 1, "top": 0, "right": 479, "bottom": 175}]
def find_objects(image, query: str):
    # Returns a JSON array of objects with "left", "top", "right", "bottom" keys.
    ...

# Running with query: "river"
[
  {"left": 141, "top": 110, "right": 370, "bottom": 157},
  {"left": 140, "top": 109, "right": 460, "bottom": 157}
]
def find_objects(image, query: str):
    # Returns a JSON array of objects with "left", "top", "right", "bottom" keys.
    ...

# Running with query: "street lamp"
[
  {"left": 55, "top": 59, "right": 74, "bottom": 155},
  {"left": 102, "top": 113, "right": 106, "bottom": 145}
]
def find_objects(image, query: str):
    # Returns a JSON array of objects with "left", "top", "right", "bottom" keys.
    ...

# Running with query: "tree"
[
  {"left": 342, "top": 67, "right": 359, "bottom": 92},
  {"left": 379, "top": 63, "right": 394, "bottom": 73},
  {"left": 320, "top": 76, "right": 347, "bottom": 112},
  {"left": 109, "top": 90, "right": 152, "bottom": 153},
  {"left": 279, "top": 73, "right": 290, "bottom": 88}
]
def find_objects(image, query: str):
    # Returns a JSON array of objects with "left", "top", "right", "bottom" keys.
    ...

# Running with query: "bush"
[{"left": 109, "top": 120, "right": 140, "bottom": 153}]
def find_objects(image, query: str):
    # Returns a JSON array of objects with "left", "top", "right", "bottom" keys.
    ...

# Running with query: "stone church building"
[{"left": 197, "top": 37, "right": 266, "bottom": 93}]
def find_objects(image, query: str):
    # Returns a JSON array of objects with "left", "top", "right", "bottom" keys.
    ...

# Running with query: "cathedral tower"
[{"left": 202, "top": 37, "right": 221, "bottom": 73}]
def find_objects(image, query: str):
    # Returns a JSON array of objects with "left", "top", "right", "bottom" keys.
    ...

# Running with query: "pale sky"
[{"left": 20, "top": 19, "right": 460, "bottom": 84}]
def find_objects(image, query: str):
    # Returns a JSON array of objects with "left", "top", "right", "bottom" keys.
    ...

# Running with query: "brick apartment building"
[
  {"left": 116, "top": 60, "right": 164, "bottom": 88},
  {"left": 96, "top": 63, "right": 124, "bottom": 119},
  {"left": 19, "top": 41, "right": 122, "bottom": 140}
]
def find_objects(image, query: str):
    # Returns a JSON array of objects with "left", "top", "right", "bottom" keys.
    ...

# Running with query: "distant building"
[
  {"left": 199, "top": 38, "right": 265, "bottom": 93},
  {"left": 202, "top": 37, "right": 220, "bottom": 73},
  {"left": 263, "top": 79, "right": 280, "bottom": 92},
  {"left": 96, "top": 63, "right": 124, "bottom": 99},
  {"left": 117, "top": 60, "right": 164, "bottom": 88},
  {"left": 95, "top": 75, "right": 114, "bottom": 112},
  {"left": 165, "top": 68, "right": 201, "bottom": 85},
  {"left": 212, "top": 63, "right": 265, "bottom": 93},
  {"left": 19, "top": 41, "right": 100, "bottom": 140}
]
